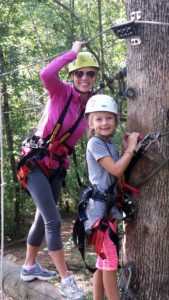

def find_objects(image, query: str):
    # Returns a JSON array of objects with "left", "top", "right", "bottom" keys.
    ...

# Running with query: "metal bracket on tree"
[
  {"left": 111, "top": 10, "right": 142, "bottom": 46},
  {"left": 130, "top": 11, "right": 142, "bottom": 46}
]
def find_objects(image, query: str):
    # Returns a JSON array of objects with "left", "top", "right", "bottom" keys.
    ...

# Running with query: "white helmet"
[{"left": 85, "top": 94, "right": 117, "bottom": 115}]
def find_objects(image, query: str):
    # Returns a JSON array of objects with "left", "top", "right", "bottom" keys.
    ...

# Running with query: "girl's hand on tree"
[
  {"left": 126, "top": 132, "right": 140, "bottom": 152},
  {"left": 71, "top": 41, "right": 85, "bottom": 54}
]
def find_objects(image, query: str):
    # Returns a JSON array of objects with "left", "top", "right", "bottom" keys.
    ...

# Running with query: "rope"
[
  {"left": 158, "top": 130, "right": 169, "bottom": 138},
  {"left": 0, "top": 83, "right": 4, "bottom": 300},
  {"left": 136, "top": 155, "right": 169, "bottom": 188},
  {"left": 134, "top": 131, "right": 169, "bottom": 187}
]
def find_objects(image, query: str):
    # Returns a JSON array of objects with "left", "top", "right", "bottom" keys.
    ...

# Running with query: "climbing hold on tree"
[{"left": 125, "top": 87, "right": 137, "bottom": 98}]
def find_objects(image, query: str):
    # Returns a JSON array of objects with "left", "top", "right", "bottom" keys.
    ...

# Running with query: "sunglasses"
[{"left": 74, "top": 70, "right": 96, "bottom": 78}]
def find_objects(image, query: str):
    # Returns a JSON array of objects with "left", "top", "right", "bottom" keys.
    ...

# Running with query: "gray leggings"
[{"left": 26, "top": 167, "right": 63, "bottom": 251}]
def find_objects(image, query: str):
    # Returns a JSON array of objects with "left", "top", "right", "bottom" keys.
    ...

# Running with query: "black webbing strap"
[
  {"left": 73, "top": 218, "right": 97, "bottom": 273},
  {"left": 17, "top": 148, "right": 48, "bottom": 171},
  {"left": 45, "top": 93, "right": 73, "bottom": 143},
  {"left": 124, "top": 149, "right": 143, "bottom": 182},
  {"left": 56, "top": 108, "right": 85, "bottom": 145}
]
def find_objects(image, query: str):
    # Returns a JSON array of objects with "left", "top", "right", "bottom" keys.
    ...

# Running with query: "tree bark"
[{"left": 124, "top": 1, "right": 169, "bottom": 299}]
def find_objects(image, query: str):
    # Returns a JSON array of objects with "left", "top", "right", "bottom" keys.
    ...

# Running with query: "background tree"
[{"left": 124, "top": 1, "right": 169, "bottom": 299}]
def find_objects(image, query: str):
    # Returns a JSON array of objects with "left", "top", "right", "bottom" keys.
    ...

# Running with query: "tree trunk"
[
  {"left": 98, "top": 0, "right": 105, "bottom": 78},
  {"left": 0, "top": 48, "right": 21, "bottom": 237},
  {"left": 124, "top": 1, "right": 169, "bottom": 299}
]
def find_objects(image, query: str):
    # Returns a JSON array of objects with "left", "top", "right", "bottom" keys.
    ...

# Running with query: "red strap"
[
  {"left": 48, "top": 141, "right": 69, "bottom": 156},
  {"left": 38, "top": 160, "right": 49, "bottom": 177},
  {"left": 17, "top": 165, "right": 30, "bottom": 189},
  {"left": 88, "top": 229, "right": 105, "bottom": 256},
  {"left": 120, "top": 182, "right": 141, "bottom": 196},
  {"left": 17, "top": 159, "right": 49, "bottom": 190}
]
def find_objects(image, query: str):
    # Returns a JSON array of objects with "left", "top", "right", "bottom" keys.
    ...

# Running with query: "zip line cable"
[
  {"left": 84, "top": 26, "right": 113, "bottom": 45},
  {"left": 0, "top": 84, "right": 4, "bottom": 300},
  {"left": 135, "top": 20, "right": 169, "bottom": 26},
  {"left": 136, "top": 155, "right": 169, "bottom": 188}
]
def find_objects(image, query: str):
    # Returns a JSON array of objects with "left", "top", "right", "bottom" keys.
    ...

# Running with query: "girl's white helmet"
[{"left": 85, "top": 94, "right": 117, "bottom": 115}]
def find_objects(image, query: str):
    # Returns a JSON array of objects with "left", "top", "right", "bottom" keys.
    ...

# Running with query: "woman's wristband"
[{"left": 124, "top": 151, "right": 134, "bottom": 157}]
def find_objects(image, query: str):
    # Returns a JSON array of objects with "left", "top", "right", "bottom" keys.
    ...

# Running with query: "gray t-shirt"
[
  {"left": 86, "top": 135, "right": 119, "bottom": 193},
  {"left": 84, "top": 135, "right": 122, "bottom": 231}
]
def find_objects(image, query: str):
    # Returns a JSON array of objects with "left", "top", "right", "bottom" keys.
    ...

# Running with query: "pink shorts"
[{"left": 93, "top": 219, "right": 118, "bottom": 271}]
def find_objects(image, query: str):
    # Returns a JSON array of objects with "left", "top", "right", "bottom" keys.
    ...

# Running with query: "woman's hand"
[{"left": 71, "top": 41, "right": 85, "bottom": 54}]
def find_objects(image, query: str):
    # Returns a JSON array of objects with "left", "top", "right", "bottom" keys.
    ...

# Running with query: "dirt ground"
[{"left": 3, "top": 217, "right": 93, "bottom": 300}]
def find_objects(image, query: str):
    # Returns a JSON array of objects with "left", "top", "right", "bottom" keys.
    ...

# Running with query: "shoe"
[
  {"left": 20, "top": 261, "right": 57, "bottom": 281},
  {"left": 60, "top": 275, "right": 84, "bottom": 300}
]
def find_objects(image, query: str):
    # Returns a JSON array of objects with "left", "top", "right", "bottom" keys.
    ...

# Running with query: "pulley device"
[
  {"left": 111, "top": 21, "right": 139, "bottom": 39},
  {"left": 84, "top": 13, "right": 141, "bottom": 46}
]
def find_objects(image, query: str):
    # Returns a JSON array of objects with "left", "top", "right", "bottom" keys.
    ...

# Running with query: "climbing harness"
[
  {"left": 17, "top": 93, "right": 85, "bottom": 191},
  {"left": 73, "top": 179, "right": 139, "bottom": 273},
  {"left": 73, "top": 184, "right": 119, "bottom": 273}
]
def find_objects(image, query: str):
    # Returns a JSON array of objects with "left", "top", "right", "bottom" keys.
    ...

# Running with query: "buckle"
[
  {"left": 102, "top": 194, "right": 109, "bottom": 201},
  {"left": 99, "top": 220, "right": 108, "bottom": 231}
]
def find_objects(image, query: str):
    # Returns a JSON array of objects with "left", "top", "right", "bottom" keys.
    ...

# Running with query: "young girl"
[
  {"left": 84, "top": 94, "right": 140, "bottom": 300},
  {"left": 18, "top": 41, "right": 99, "bottom": 300}
]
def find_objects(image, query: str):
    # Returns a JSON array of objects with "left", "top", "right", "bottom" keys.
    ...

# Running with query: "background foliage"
[{"left": 0, "top": 0, "right": 126, "bottom": 238}]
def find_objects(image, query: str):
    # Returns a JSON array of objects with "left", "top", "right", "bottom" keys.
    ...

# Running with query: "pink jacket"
[{"left": 22, "top": 50, "right": 89, "bottom": 170}]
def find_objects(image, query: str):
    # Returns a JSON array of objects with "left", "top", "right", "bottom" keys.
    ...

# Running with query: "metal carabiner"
[
  {"left": 142, "top": 132, "right": 160, "bottom": 151},
  {"left": 134, "top": 132, "right": 160, "bottom": 153},
  {"left": 118, "top": 261, "right": 134, "bottom": 299}
]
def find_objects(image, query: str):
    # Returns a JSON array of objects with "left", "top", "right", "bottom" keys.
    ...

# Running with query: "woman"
[{"left": 18, "top": 41, "right": 99, "bottom": 299}]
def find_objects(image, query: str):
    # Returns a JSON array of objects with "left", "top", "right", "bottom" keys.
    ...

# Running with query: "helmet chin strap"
[{"left": 74, "top": 86, "right": 96, "bottom": 95}]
